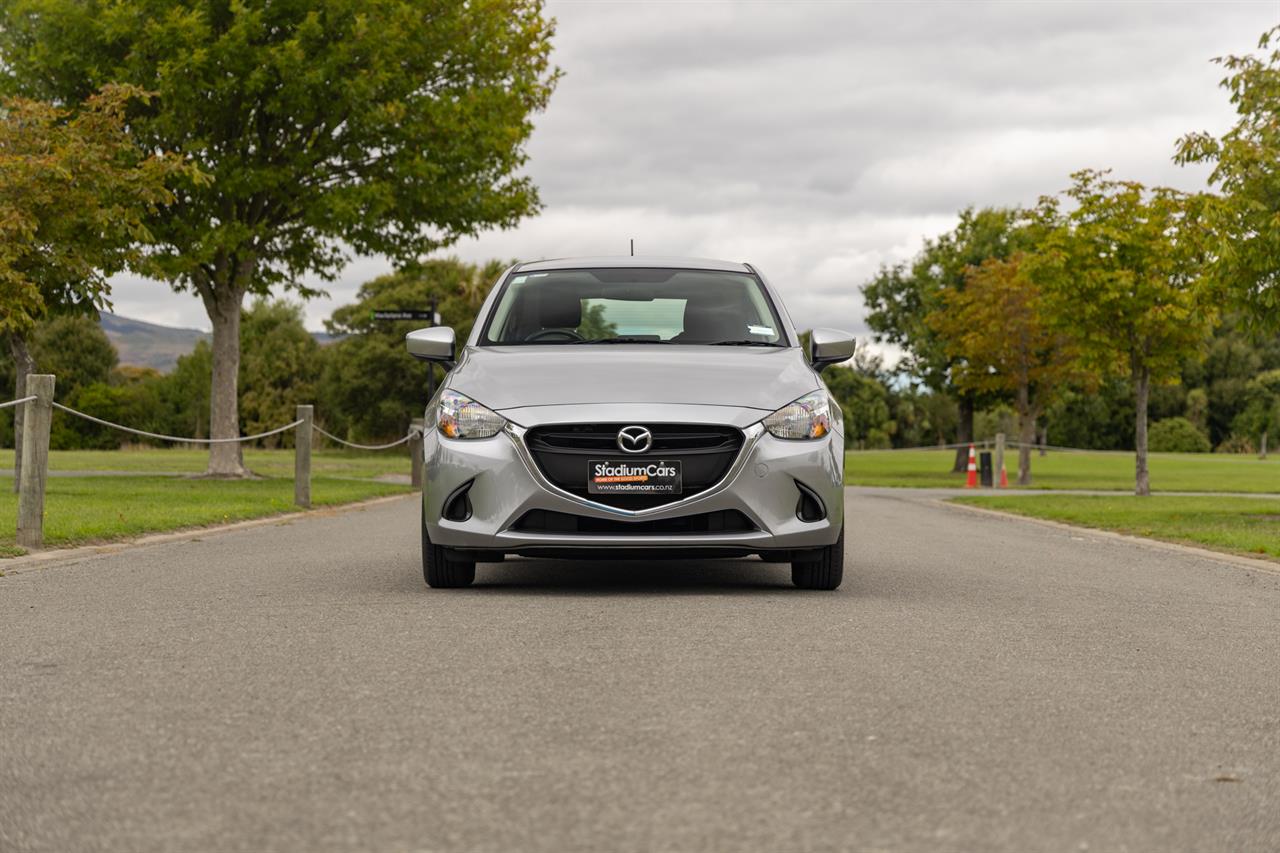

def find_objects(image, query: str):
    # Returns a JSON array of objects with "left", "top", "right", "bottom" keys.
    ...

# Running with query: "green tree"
[
  {"left": 0, "top": 0, "right": 560, "bottom": 476},
  {"left": 0, "top": 84, "right": 186, "bottom": 483},
  {"left": 1029, "top": 170, "right": 1216, "bottom": 495},
  {"left": 30, "top": 314, "right": 119, "bottom": 447},
  {"left": 28, "top": 314, "right": 118, "bottom": 399},
  {"left": 1232, "top": 369, "right": 1280, "bottom": 453},
  {"left": 1179, "top": 314, "right": 1280, "bottom": 446},
  {"left": 58, "top": 369, "right": 168, "bottom": 449},
  {"left": 927, "top": 254, "right": 1085, "bottom": 485},
  {"left": 239, "top": 300, "right": 320, "bottom": 447},
  {"left": 861, "top": 207, "right": 1027, "bottom": 469},
  {"left": 1148, "top": 417, "right": 1211, "bottom": 453},
  {"left": 1175, "top": 26, "right": 1280, "bottom": 331},
  {"left": 1045, "top": 380, "right": 1135, "bottom": 451},
  {"left": 320, "top": 258, "right": 507, "bottom": 441},
  {"left": 823, "top": 365, "right": 895, "bottom": 449},
  {"left": 160, "top": 340, "right": 214, "bottom": 440}
]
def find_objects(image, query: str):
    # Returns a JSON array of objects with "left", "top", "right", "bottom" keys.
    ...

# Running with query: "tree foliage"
[
  {"left": 862, "top": 206, "right": 1027, "bottom": 390},
  {"left": 1175, "top": 26, "right": 1280, "bottom": 330},
  {"left": 239, "top": 300, "right": 321, "bottom": 446},
  {"left": 861, "top": 206, "right": 1031, "bottom": 468},
  {"left": 1148, "top": 417, "right": 1212, "bottom": 453},
  {"left": 927, "top": 253, "right": 1084, "bottom": 483},
  {"left": 321, "top": 258, "right": 507, "bottom": 441},
  {"left": 28, "top": 314, "right": 117, "bottom": 398},
  {"left": 0, "top": 84, "right": 188, "bottom": 336},
  {"left": 1028, "top": 170, "right": 1215, "bottom": 493},
  {"left": 0, "top": 0, "right": 560, "bottom": 474}
]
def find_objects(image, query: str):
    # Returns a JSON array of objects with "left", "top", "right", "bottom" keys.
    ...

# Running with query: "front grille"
[
  {"left": 513, "top": 509, "right": 756, "bottom": 536},
  {"left": 524, "top": 423, "right": 744, "bottom": 509}
]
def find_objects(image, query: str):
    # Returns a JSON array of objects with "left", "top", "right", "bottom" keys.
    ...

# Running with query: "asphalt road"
[{"left": 2, "top": 488, "right": 1278, "bottom": 853}]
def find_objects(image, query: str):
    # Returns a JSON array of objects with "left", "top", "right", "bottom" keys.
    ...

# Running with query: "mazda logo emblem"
[{"left": 616, "top": 425, "right": 653, "bottom": 454}]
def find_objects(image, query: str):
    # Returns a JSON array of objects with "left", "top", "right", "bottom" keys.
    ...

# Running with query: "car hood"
[{"left": 447, "top": 345, "right": 819, "bottom": 414}]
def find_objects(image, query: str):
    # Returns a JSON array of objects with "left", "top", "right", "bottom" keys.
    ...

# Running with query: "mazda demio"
[{"left": 406, "top": 257, "right": 854, "bottom": 589}]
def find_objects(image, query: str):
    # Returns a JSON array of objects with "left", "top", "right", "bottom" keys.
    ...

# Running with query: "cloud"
[{"left": 108, "top": 0, "right": 1276, "bottom": 365}]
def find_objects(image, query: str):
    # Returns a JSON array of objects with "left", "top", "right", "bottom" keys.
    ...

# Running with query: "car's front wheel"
[
  {"left": 422, "top": 505, "right": 476, "bottom": 589},
  {"left": 791, "top": 525, "right": 844, "bottom": 590}
]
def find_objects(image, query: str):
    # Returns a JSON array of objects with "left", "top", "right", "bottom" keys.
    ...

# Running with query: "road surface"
[{"left": 2, "top": 488, "right": 1277, "bottom": 852}]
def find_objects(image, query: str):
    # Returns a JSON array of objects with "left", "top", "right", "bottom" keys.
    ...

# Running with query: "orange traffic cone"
[
  {"left": 964, "top": 443, "right": 977, "bottom": 488},
  {"left": 998, "top": 461, "right": 1009, "bottom": 488}
]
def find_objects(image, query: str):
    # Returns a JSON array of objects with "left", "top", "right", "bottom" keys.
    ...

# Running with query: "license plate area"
[{"left": 588, "top": 459, "right": 683, "bottom": 495}]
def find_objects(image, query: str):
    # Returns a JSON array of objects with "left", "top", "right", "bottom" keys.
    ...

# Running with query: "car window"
[{"left": 480, "top": 268, "right": 785, "bottom": 346}]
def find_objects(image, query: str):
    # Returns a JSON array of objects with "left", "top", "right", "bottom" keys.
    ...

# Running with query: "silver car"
[{"left": 406, "top": 257, "right": 854, "bottom": 590}]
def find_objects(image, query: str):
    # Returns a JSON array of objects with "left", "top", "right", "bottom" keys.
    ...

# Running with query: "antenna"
[{"left": 630, "top": 238, "right": 634, "bottom": 257}]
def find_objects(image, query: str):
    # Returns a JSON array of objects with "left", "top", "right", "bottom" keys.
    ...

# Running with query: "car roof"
[{"left": 514, "top": 255, "right": 752, "bottom": 274}]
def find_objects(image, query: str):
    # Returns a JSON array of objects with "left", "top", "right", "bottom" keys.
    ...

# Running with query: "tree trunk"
[
  {"left": 1038, "top": 423, "right": 1047, "bottom": 457},
  {"left": 203, "top": 285, "right": 247, "bottom": 477},
  {"left": 952, "top": 394, "right": 974, "bottom": 472},
  {"left": 8, "top": 335, "right": 35, "bottom": 494},
  {"left": 1134, "top": 365, "right": 1151, "bottom": 497},
  {"left": 1017, "top": 383, "right": 1034, "bottom": 486}
]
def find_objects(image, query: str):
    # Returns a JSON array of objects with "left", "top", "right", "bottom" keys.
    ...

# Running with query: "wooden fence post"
[
  {"left": 16, "top": 374, "right": 54, "bottom": 550},
  {"left": 295, "top": 404, "right": 313, "bottom": 509},
  {"left": 409, "top": 418, "right": 425, "bottom": 489}
]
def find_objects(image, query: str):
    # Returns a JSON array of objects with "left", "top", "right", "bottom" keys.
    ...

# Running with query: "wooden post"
[
  {"left": 16, "top": 374, "right": 54, "bottom": 550},
  {"left": 994, "top": 433, "right": 1006, "bottom": 489},
  {"left": 294, "top": 404, "right": 313, "bottom": 509},
  {"left": 409, "top": 418, "right": 425, "bottom": 489}
]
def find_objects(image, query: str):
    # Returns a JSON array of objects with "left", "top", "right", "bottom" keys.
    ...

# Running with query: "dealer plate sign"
[{"left": 588, "top": 459, "right": 683, "bottom": 495}]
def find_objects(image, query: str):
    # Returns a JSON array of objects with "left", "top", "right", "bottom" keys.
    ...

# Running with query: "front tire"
[
  {"left": 791, "top": 525, "right": 844, "bottom": 590},
  {"left": 422, "top": 506, "right": 475, "bottom": 589}
]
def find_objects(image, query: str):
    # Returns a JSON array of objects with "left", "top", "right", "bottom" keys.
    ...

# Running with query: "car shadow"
[{"left": 468, "top": 557, "right": 797, "bottom": 595}]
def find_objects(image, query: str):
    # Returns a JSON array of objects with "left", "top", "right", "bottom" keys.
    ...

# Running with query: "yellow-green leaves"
[
  {"left": 1029, "top": 170, "right": 1216, "bottom": 386},
  {"left": 0, "top": 85, "right": 191, "bottom": 336},
  {"left": 927, "top": 252, "right": 1083, "bottom": 415},
  {"left": 1175, "top": 25, "right": 1280, "bottom": 331}
]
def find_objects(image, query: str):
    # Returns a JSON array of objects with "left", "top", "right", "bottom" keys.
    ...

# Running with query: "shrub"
[
  {"left": 1148, "top": 417, "right": 1211, "bottom": 453},
  {"left": 1215, "top": 434, "right": 1256, "bottom": 454}
]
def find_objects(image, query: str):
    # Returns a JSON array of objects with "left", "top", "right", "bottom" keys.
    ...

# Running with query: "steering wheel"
[{"left": 524, "top": 327, "right": 585, "bottom": 343}]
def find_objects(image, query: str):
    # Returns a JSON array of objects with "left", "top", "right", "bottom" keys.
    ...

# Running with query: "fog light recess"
[
  {"left": 794, "top": 480, "right": 826, "bottom": 523},
  {"left": 442, "top": 479, "right": 475, "bottom": 522}
]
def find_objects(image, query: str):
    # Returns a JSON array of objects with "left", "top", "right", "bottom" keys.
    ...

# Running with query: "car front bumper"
[{"left": 421, "top": 404, "right": 844, "bottom": 559}]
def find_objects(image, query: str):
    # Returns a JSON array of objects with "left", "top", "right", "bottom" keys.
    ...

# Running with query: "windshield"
[{"left": 479, "top": 267, "right": 786, "bottom": 346}]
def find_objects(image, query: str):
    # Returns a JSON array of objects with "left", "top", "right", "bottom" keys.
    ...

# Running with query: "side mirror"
[
  {"left": 807, "top": 328, "right": 855, "bottom": 373},
  {"left": 406, "top": 326, "right": 456, "bottom": 367}
]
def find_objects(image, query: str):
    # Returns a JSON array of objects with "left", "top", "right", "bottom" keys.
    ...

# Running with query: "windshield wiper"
[
  {"left": 572, "top": 337, "right": 674, "bottom": 344},
  {"left": 706, "top": 340, "right": 785, "bottom": 347}
]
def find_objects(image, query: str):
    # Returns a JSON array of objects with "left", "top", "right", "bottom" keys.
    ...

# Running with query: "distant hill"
[
  {"left": 99, "top": 312, "right": 340, "bottom": 372},
  {"left": 99, "top": 312, "right": 208, "bottom": 371}
]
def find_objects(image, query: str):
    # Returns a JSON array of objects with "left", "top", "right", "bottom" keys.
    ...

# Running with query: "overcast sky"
[{"left": 107, "top": 0, "right": 1277, "bottom": 355}]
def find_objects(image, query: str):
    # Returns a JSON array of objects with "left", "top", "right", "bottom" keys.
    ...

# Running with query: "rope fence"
[
  {"left": 0, "top": 395, "right": 36, "bottom": 411},
  {"left": 314, "top": 424, "right": 417, "bottom": 451},
  {"left": 52, "top": 402, "right": 304, "bottom": 445},
  {"left": 5, "top": 378, "right": 427, "bottom": 550}
]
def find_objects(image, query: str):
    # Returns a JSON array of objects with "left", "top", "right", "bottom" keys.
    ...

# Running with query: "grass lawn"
[
  {"left": 0, "top": 447, "right": 410, "bottom": 479},
  {"left": 846, "top": 448, "right": 1280, "bottom": 492},
  {"left": 0, "top": 475, "right": 411, "bottom": 555},
  {"left": 953, "top": 494, "right": 1280, "bottom": 561}
]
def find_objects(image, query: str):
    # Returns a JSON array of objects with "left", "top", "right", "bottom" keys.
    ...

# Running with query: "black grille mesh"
[{"left": 524, "top": 423, "right": 744, "bottom": 509}]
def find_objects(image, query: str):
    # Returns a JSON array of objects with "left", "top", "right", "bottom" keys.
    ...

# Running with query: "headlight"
[
  {"left": 437, "top": 389, "right": 506, "bottom": 439},
  {"left": 762, "top": 390, "right": 832, "bottom": 440}
]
